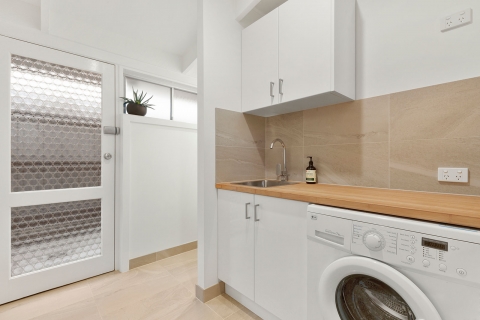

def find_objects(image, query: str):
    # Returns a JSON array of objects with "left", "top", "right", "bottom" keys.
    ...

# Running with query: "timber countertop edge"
[{"left": 215, "top": 182, "right": 480, "bottom": 229}]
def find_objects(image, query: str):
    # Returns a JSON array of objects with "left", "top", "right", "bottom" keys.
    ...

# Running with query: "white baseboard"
[{"left": 225, "top": 284, "right": 281, "bottom": 320}]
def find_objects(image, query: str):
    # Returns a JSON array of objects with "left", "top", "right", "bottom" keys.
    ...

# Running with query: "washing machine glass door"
[
  {"left": 318, "top": 256, "right": 441, "bottom": 320},
  {"left": 335, "top": 274, "right": 415, "bottom": 320}
]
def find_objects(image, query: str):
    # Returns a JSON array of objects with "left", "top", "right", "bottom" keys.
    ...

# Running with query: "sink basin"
[{"left": 232, "top": 180, "right": 299, "bottom": 188}]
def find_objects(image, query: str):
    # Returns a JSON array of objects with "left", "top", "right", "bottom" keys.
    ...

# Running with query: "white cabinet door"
[
  {"left": 278, "top": 0, "right": 332, "bottom": 104},
  {"left": 242, "top": 8, "right": 279, "bottom": 113},
  {"left": 218, "top": 190, "right": 255, "bottom": 300},
  {"left": 254, "top": 195, "right": 308, "bottom": 320}
]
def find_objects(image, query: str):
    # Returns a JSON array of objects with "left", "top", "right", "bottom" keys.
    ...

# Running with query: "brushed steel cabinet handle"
[
  {"left": 279, "top": 79, "right": 284, "bottom": 95},
  {"left": 245, "top": 202, "right": 251, "bottom": 219},
  {"left": 254, "top": 204, "right": 260, "bottom": 222},
  {"left": 270, "top": 82, "right": 275, "bottom": 98}
]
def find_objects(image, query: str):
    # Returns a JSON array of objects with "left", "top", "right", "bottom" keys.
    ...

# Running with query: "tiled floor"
[{"left": 0, "top": 249, "right": 261, "bottom": 320}]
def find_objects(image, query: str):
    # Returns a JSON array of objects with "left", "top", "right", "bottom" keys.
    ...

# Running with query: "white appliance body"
[{"left": 307, "top": 205, "right": 480, "bottom": 320}]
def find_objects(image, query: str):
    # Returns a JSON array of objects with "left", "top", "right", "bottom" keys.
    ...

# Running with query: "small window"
[
  {"left": 125, "top": 77, "right": 172, "bottom": 120},
  {"left": 173, "top": 89, "right": 197, "bottom": 124},
  {"left": 124, "top": 77, "right": 197, "bottom": 124}
]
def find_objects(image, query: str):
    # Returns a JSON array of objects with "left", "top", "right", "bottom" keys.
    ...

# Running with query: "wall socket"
[
  {"left": 441, "top": 8, "right": 472, "bottom": 32},
  {"left": 438, "top": 168, "right": 469, "bottom": 183}
]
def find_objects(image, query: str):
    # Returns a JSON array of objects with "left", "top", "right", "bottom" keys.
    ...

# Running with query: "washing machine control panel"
[{"left": 350, "top": 221, "right": 480, "bottom": 283}]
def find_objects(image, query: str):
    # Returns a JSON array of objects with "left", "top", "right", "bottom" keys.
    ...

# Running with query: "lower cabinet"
[
  {"left": 218, "top": 190, "right": 307, "bottom": 320},
  {"left": 218, "top": 190, "right": 255, "bottom": 300}
]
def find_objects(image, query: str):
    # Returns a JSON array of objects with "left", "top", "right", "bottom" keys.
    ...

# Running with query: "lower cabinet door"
[
  {"left": 218, "top": 190, "right": 255, "bottom": 300},
  {"left": 254, "top": 195, "right": 308, "bottom": 320}
]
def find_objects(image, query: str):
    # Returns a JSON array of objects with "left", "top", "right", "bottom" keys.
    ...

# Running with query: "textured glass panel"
[
  {"left": 11, "top": 55, "right": 102, "bottom": 192},
  {"left": 11, "top": 199, "right": 102, "bottom": 277},
  {"left": 173, "top": 89, "right": 197, "bottom": 124},
  {"left": 125, "top": 77, "right": 171, "bottom": 119}
]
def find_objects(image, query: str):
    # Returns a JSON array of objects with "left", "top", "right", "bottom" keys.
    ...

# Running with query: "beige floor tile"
[
  {"left": 0, "top": 281, "right": 93, "bottom": 320},
  {"left": 139, "top": 285, "right": 197, "bottom": 320},
  {"left": 164, "top": 299, "right": 223, "bottom": 320},
  {"left": 226, "top": 307, "right": 262, "bottom": 320},
  {"left": 206, "top": 294, "right": 240, "bottom": 318},
  {"left": 174, "top": 266, "right": 198, "bottom": 294},
  {"left": 0, "top": 250, "right": 223, "bottom": 320},
  {"left": 31, "top": 299, "right": 102, "bottom": 320},
  {"left": 94, "top": 273, "right": 180, "bottom": 316},
  {"left": 88, "top": 265, "right": 169, "bottom": 297},
  {"left": 154, "top": 249, "right": 198, "bottom": 276}
]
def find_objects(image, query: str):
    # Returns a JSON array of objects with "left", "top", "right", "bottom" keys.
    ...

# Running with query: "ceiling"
[{"left": 49, "top": 0, "right": 198, "bottom": 57}]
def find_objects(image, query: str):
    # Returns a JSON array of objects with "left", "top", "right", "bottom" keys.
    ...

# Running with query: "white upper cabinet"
[
  {"left": 242, "top": 0, "right": 355, "bottom": 117},
  {"left": 242, "top": 8, "right": 279, "bottom": 113}
]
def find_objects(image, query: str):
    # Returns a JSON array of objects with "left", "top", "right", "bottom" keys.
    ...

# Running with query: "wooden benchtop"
[{"left": 215, "top": 182, "right": 480, "bottom": 229}]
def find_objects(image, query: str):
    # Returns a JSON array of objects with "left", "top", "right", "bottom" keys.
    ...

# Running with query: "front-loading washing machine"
[{"left": 307, "top": 204, "right": 480, "bottom": 320}]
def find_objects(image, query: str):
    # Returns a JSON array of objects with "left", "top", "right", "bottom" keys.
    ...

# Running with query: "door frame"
[
  {"left": 318, "top": 256, "right": 442, "bottom": 320},
  {"left": 0, "top": 35, "right": 119, "bottom": 304}
]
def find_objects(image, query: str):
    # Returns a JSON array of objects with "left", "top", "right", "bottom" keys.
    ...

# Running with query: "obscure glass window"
[
  {"left": 173, "top": 89, "right": 197, "bottom": 124},
  {"left": 11, "top": 54, "right": 102, "bottom": 192},
  {"left": 125, "top": 77, "right": 171, "bottom": 120}
]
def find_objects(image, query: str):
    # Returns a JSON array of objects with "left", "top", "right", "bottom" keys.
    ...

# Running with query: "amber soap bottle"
[{"left": 306, "top": 156, "right": 317, "bottom": 184}]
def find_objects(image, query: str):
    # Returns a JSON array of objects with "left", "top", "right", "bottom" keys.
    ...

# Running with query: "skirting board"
[
  {"left": 225, "top": 284, "right": 280, "bottom": 320},
  {"left": 195, "top": 281, "right": 225, "bottom": 303},
  {"left": 129, "top": 241, "right": 197, "bottom": 269}
]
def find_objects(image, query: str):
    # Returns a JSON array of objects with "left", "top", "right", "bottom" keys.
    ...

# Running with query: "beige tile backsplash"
[{"left": 216, "top": 77, "right": 480, "bottom": 195}]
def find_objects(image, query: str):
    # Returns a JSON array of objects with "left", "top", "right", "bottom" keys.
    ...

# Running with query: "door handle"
[
  {"left": 270, "top": 82, "right": 275, "bottom": 98},
  {"left": 254, "top": 204, "right": 260, "bottom": 222},
  {"left": 245, "top": 202, "right": 251, "bottom": 219},
  {"left": 279, "top": 79, "right": 284, "bottom": 95}
]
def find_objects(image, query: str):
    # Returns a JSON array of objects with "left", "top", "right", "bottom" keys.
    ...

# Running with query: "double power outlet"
[
  {"left": 438, "top": 168, "right": 469, "bottom": 183},
  {"left": 441, "top": 8, "right": 472, "bottom": 32}
]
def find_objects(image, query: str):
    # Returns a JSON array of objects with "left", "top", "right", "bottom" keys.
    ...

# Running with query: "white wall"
[
  {"left": 126, "top": 116, "right": 197, "bottom": 259},
  {"left": 0, "top": 1, "right": 196, "bottom": 87},
  {"left": 197, "top": 0, "right": 243, "bottom": 289},
  {"left": 0, "top": 0, "right": 40, "bottom": 30},
  {"left": 356, "top": 0, "right": 480, "bottom": 99}
]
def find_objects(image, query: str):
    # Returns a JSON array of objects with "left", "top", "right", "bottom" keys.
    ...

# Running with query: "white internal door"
[{"left": 0, "top": 36, "right": 115, "bottom": 304}]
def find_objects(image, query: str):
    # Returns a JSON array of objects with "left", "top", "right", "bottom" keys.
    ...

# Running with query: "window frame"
[{"left": 122, "top": 70, "right": 197, "bottom": 122}]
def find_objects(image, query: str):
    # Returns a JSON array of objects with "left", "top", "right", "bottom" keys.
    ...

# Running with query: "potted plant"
[{"left": 120, "top": 89, "right": 155, "bottom": 116}]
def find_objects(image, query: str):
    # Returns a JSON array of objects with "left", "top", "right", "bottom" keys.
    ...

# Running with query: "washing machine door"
[{"left": 319, "top": 256, "right": 441, "bottom": 320}]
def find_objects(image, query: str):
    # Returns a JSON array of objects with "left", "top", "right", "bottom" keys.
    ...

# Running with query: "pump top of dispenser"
[{"left": 307, "top": 156, "right": 314, "bottom": 167}]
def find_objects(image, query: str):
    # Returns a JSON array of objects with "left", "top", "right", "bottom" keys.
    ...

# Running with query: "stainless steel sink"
[{"left": 232, "top": 180, "right": 299, "bottom": 188}]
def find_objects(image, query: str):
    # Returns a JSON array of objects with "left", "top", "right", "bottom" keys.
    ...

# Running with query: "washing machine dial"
[{"left": 363, "top": 231, "right": 386, "bottom": 251}]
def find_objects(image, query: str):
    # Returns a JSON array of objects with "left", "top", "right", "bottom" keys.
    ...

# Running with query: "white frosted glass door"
[{"left": 0, "top": 36, "right": 115, "bottom": 304}]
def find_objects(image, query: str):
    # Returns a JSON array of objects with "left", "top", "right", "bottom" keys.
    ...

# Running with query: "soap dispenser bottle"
[{"left": 306, "top": 156, "right": 317, "bottom": 184}]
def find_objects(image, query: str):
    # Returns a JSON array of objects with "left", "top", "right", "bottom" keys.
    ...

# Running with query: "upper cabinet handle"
[
  {"left": 279, "top": 79, "right": 284, "bottom": 95},
  {"left": 270, "top": 82, "right": 275, "bottom": 98},
  {"left": 254, "top": 204, "right": 260, "bottom": 222},
  {"left": 245, "top": 202, "right": 251, "bottom": 219}
]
